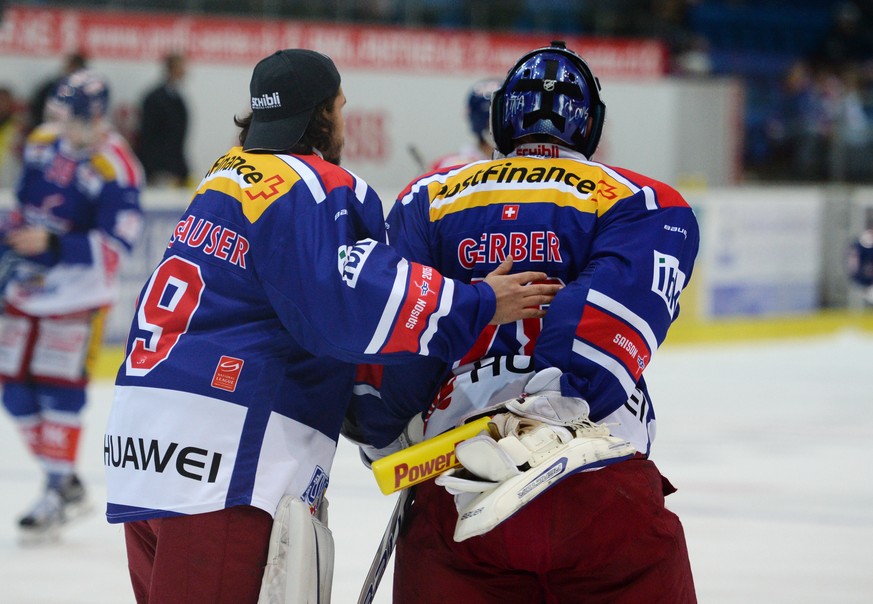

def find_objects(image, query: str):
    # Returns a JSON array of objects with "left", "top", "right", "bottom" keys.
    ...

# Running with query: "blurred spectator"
[
  {"left": 815, "top": 1, "right": 873, "bottom": 71},
  {"left": 767, "top": 61, "right": 824, "bottom": 180},
  {"left": 766, "top": 61, "right": 836, "bottom": 181},
  {"left": 25, "top": 52, "right": 88, "bottom": 136},
  {"left": 135, "top": 52, "right": 190, "bottom": 187},
  {"left": 0, "top": 86, "right": 24, "bottom": 188},
  {"left": 829, "top": 66, "right": 872, "bottom": 182}
]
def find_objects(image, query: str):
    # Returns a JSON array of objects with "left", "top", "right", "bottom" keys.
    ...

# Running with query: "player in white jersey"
[{"left": 0, "top": 69, "right": 143, "bottom": 542}]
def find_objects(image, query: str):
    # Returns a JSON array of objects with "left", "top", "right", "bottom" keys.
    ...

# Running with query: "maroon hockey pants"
[
  {"left": 394, "top": 458, "right": 696, "bottom": 604},
  {"left": 124, "top": 505, "right": 273, "bottom": 603}
]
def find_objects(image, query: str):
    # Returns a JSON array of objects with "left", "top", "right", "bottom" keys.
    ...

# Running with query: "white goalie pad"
[
  {"left": 258, "top": 496, "right": 335, "bottom": 604},
  {"left": 435, "top": 414, "right": 636, "bottom": 542}
]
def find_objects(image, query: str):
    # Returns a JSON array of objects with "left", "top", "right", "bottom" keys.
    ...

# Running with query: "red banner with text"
[{"left": 0, "top": 5, "right": 666, "bottom": 78}]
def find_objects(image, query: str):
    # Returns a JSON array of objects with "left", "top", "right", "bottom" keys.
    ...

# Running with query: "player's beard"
[{"left": 321, "top": 132, "right": 344, "bottom": 166}]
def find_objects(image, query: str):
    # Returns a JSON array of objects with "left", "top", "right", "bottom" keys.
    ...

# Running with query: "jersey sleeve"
[
  {"left": 535, "top": 173, "right": 699, "bottom": 420},
  {"left": 254, "top": 171, "right": 496, "bottom": 366},
  {"left": 344, "top": 180, "right": 461, "bottom": 448}
]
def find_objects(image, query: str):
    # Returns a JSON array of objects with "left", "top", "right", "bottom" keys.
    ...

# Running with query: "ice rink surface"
[{"left": 1, "top": 330, "right": 872, "bottom": 603}]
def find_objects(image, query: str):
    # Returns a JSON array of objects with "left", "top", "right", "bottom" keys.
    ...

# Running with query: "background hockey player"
[
  {"left": 428, "top": 77, "right": 501, "bottom": 171},
  {"left": 104, "top": 49, "right": 559, "bottom": 603},
  {"left": 347, "top": 41, "right": 700, "bottom": 602},
  {"left": 0, "top": 69, "right": 143, "bottom": 541},
  {"left": 847, "top": 225, "right": 873, "bottom": 304}
]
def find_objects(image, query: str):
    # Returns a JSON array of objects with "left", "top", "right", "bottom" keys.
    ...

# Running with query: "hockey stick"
[
  {"left": 407, "top": 144, "right": 427, "bottom": 173},
  {"left": 356, "top": 488, "right": 412, "bottom": 604}
]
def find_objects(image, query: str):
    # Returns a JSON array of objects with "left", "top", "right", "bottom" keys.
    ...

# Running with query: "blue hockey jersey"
[
  {"left": 105, "top": 148, "right": 498, "bottom": 523},
  {"left": 350, "top": 143, "right": 700, "bottom": 458},
  {"left": 5, "top": 124, "right": 143, "bottom": 316}
]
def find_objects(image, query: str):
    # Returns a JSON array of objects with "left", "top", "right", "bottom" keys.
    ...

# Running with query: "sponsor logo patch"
[
  {"left": 338, "top": 239, "right": 377, "bottom": 288},
  {"left": 211, "top": 355, "right": 244, "bottom": 392},
  {"left": 303, "top": 465, "right": 329, "bottom": 515},
  {"left": 251, "top": 92, "right": 281, "bottom": 110},
  {"left": 652, "top": 251, "right": 686, "bottom": 317}
]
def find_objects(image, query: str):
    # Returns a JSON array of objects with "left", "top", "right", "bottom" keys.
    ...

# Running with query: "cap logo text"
[{"left": 251, "top": 92, "right": 281, "bottom": 110}]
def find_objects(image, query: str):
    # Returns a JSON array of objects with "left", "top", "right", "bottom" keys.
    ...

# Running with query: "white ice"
[{"left": 1, "top": 330, "right": 872, "bottom": 603}]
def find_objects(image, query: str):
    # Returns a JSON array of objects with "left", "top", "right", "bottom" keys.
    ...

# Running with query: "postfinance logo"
[{"left": 198, "top": 148, "right": 297, "bottom": 222}]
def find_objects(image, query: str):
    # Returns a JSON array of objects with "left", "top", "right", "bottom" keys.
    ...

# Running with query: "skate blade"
[
  {"left": 64, "top": 499, "right": 94, "bottom": 523},
  {"left": 18, "top": 523, "right": 62, "bottom": 546}
]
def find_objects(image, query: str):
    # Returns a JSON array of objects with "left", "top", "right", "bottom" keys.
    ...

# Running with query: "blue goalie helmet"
[
  {"left": 46, "top": 69, "right": 110, "bottom": 122},
  {"left": 467, "top": 78, "right": 502, "bottom": 143},
  {"left": 491, "top": 41, "right": 605, "bottom": 158}
]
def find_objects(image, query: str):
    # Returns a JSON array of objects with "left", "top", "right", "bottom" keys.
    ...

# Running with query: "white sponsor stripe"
[
  {"left": 419, "top": 277, "right": 454, "bottom": 356},
  {"left": 279, "top": 155, "right": 327, "bottom": 203},
  {"left": 572, "top": 339, "right": 635, "bottom": 394},
  {"left": 365, "top": 259, "right": 410, "bottom": 354},
  {"left": 586, "top": 289, "right": 658, "bottom": 353}
]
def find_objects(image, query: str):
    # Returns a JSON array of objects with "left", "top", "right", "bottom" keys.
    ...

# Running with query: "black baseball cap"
[{"left": 243, "top": 49, "right": 341, "bottom": 152}]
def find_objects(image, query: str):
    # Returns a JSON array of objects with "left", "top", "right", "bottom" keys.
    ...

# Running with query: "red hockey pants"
[
  {"left": 393, "top": 458, "right": 696, "bottom": 604},
  {"left": 124, "top": 505, "right": 272, "bottom": 603}
]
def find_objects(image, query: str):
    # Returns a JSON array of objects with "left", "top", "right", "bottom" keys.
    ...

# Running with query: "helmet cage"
[{"left": 491, "top": 42, "right": 605, "bottom": 158}]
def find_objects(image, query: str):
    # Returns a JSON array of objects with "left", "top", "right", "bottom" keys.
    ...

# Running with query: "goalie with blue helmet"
[{"left": 349, "top": 41, "right": 698, "bottom": 603}]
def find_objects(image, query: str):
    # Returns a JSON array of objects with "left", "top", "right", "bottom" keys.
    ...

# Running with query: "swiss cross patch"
[
  {"left": 211, "top": 355, "right": 244, "bottom": 392},
  {"left": 502, "top": 205, "right": 519, "bottom": 220}
]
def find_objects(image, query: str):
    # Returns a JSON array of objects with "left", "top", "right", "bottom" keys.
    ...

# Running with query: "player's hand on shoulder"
[{"left": 483, "top": 257, "right": 562, "bottom": 325}]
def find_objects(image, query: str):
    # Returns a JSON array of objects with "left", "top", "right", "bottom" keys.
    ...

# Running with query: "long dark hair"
[{"left": 235, "top": 94, "right": 338, "bottom": 157}]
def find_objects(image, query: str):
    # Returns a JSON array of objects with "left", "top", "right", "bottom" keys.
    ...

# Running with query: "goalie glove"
[
  {"left": 435, "top": 369, "right": 635, "bottom": 542},
  {"left": 505, "top": 366, "right": 590, "bottom": 427}
]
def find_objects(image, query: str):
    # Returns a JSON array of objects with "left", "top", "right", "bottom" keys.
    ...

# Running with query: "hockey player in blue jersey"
[
  {"left": 429, "top": 77, "right": 502, "bottom": 171},
  {"left": 847, "top": 227, "right": 873, "bottom": 304},
  {"left": 347, "top": 41, "right": 700, "bottom": 602},
  {"left": 104, "top": 49, "right": 559, "bottom": 603},
  {"left": 0, "top": 69, "right": 143, "bottom": 542}
]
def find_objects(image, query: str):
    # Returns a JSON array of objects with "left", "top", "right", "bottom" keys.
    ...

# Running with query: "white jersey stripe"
[
  {"left": 586, "top": 288, "right": 658, "bottom": 353},
  {"left": 419, "top": 277, "right": 454, "bottom": 355},
  {"left": 643, "top": 186, "right": 658, "bottom": 211},
  {"left": 572, "top": 339, "right": 636, "bottom": 395},
  {"left": 365, "top": 259, "right": 409, "bottom": 354},
  {"left": 279, "top": 155, "right": 327, "bottom": 204}
]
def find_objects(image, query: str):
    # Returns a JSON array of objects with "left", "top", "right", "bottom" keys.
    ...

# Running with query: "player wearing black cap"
[{"left": 105, "top": 48, "right": 560, "bottom": 603}]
